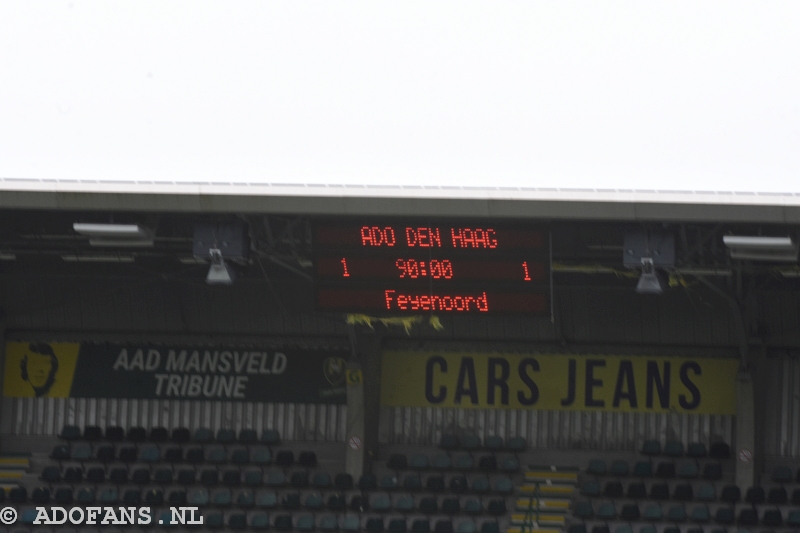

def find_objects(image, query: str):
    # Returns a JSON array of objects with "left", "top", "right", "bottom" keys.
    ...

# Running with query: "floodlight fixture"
[
  {"left": 636, "top": 257, "right": 665, "bottom": 295},
  {"left": 72, "top": 223, "right": 154, "bottom": 247},
  {"left": 722, "top": 235, "right": 798, "bottom": 262},
  {"left": 206, "top": 248, "right": 235, "bottom": 285}
]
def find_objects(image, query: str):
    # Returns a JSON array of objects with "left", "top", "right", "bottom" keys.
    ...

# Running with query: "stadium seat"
[
  {"left": 149, "top": 426, "right": 168, "bottom": 442},
  {"left": 282, "top": 492, "right": 301, "bottom": 510},
  {"left": 188, "top": 488, "right": 210, "bottom": 505},
  {"left": 367, "top": 518, "right": 385, "bottom": 533},
  {"left": 484, "top": 435, "right": 504, "bottom": 451},
  {"left": 342, "top": 515, "right": 360, "bottom": 532},
  {"left": 687, "top": 442, "right": 707, "bottom": 458},
  {"left": 168, "top": 489, "right": 187, "bottom": 505},
  {"left": 597, "top": 502, "right": 616, "bottom": 520},
  {"left": 614, "top": 526, "right": 632, "bottom": 533},
  {"left": 304, "top": 491, "right": 324, "bottom": 510},
  {"left": 139, "top": 443, "right": 160, "bottom": 462},
  {"left": 792, "top": 488, "right": 800, "bottom": 505},
  {"left": 689, "top": 505, "right": 710, "bottom": 522},
  {"left": 169, "top": 426, "right": 190, "bottom": 443},
  {"left": 8, "top": 486, "right": 27, "bottom": 503},
  {"left": 193, "top": 427, "right": 214, "bottom": 443},
  {"left": 656, "top": 462, "right": 676, "bottom": 478},
  {"left": 643, "top": 503, "right": 662, "bottom": 521},
  {"left": 50, "top": 444, "right": 70, "bottom": 461},
  {"left": 695, "top": 482, "right": 715, "bottom": 501},
  {"left": 31, "top": 487, "right": 50, "bottom": 503},
  {"left": 632, "top": 460, "right": 651, "bottom": 477},
  {"left": 568, "top": 525, "right": 587, "bottom": 533},
  {"left": 456, "top": 520, "right": 476, "bottom": 533},
  {"left": 276, "top": 450, "right": 295, "bottom": 467},
  {"left": 626, "top": 482, "right": 646, "bottom": 499},
  {"left": 185, "top": 446, "right": 204, "bottom": 463},
  {"left": 395, "top": 493, "right": 415, "bottom": 512},
  {"left": 59, "top": 425, "right": 81, "bottom": 441},
  {"left": 500, "top": 457, "right": 516, "bottom": 473},
  {"left": 604, "top": 480, "right": 623, "bottom": 498},
  {"left": 391, "top": 518, "right": 409, "bottom": 533},
  {"left": 216, "top": 428, "right": 236, "bottom": 444},
  {"left": 720, "top": 485, "right": 741, "bottom": 504},
  {"left": 76, "top": 487, "right": 95, "bottom": 503},
  {"left": 419, "top": 496, "right": 438, "bottom": 513},
  {"left": 71, "top": 442, "right": 92, "bottom": 461},
  {"left": 471, "top": 475, "right": 490, "bottom": 493},
  {"left": 349, "top": 494, "right": 368, "bottom": 512},
  {"left": 673, "top": 482, "right": 693, "bottom": 501},
  {"left": 493, "top": 475, "right": 513, "bottom": 494},
  {"left": 208, "top": 445, "right": 227, "bottom": 464},
  {"left": 127, "top": 426, "right": 146, "bottom": 442},
  {"left": 449, "top": 474, "right": 468, "bottom": 492},
  {"left": 229, "top": 512, "right": 248, "bottom": 530},
  {"left": 464, "top": 497, "right": 483, "bottom": 514},
  {"left": 118, "top": 445, "right": 138, "bottom": 463},
  {"left": 650, "top": 482, "right": 669, "bottom": 500},
  {"left": 266, "top": 470, "right": 286, "bottom": 487},
  {"left": 486, "top": 498, "right": 506, "bottom": 516},
  {"left": 212, "top": 487, "right": 232, "bottom": 506},
  {"left": 592, "top": 526, "right": 610, "bottom": 533},
  {"left": 426, "top": 474, "right": 445, "bottom": 492},
  {"left": 479, "top": 522, "right": 499, "bottom": 533},
  {"left": 122, "top": 488, "right": 141, "bottom": 504},
  {"left": 664, "top": 440, "right": 684, "bottom": 457},
  {"left": 200, "top": 468, "right": 220, "bottom": 486},
  {"left": 388, "top": 453, "right": 409, "bottom": 470},
  {"left": 714, "top": 507, "right": 735, "bottom": 525},
  {"left": 238, "top": 428, "right": 258, "bottom": 444},
  {"left": 40, "top": 465, "right": 61, "bottom": 483},
  {"left": 767, "top": 486, "right": 787, "bottom": 504},
  {"left": 297, "top": 451, "right": 317, "bottom": 468},
  {"left": 581, "top": 479, "right": 601, "bottom": 497},
  {"left": 573, "top": 501, "right": 594, "bottom": 519},
  {"left": 328, "top": 493, "right": 346, "bottom": 511},
  {"left": 319, "top": 514, "right": 339, "bottom": 532},
  {"left": 410, "top": 454, "right": 430, "bottom": 470},
  {"left": 98, "top": 487, "right": 118, "bottom": 503},
  {"left": 435, "top": 520, "right": 454, "bottom": 533},
  {"left": 379, "top": 474, "right": 398, "bottom": 490},
  {"left": 506, "top": 436, "right": 527, "bottom": 452},
  {"left": 164, "top": 445, "right": 183, "bottom": 463},
  {"left": 641, "top": 440, "right": 661, "bottom": 456},
  {"left": 433, "top": 453, "right": 452, "bottom": 469},
  {"left": 762, "top": 509, "right": 782, "bottom": 527},
  {"left": 154, "top": 467, "right": 174, "bottom": 484},
  {"left": 335, "top": 472, "right": 354, "bottom": 490},
  {"left": 109, "top": 467, "right": 129, "bottom": 484},
  {"left": 478, "top": 455, "right": 497, "bottom": 471},
  {"left": 96, "top": 444, "right": 115, "bottom": 462},
  {"left": 709, "top": 442, "right": 731, "bottom": 460},
  {"left": 252, "top": 445, "right": 272, "bottom": 466},
  {"left": 678, "top": 461, "right": 699, "bottom": 478},
  {"left": 402, "top": 473, "right": 421, "bottom": 491},
  {"left": 144, "top": 488, "right": 164, "bottom": 505},
  {"left": 611, "top": 460, "right": 629, "bottom": 476},
  {"left": 442, "top": 496, "right": 460, "bottom": 514},
  {"left": 462, "top": 434, "right": 481, "bottom": 451},
  {"left": 454, "top": 453, "right": 474, "bottom": 470},
  {"left": 358, "top": 473, "right": 378, "bottom": 490},
  {"left": 86, "top": 466, "right": 105, "bottom": 483},
  {"left": 702, "top": 463, "right": 722, "bottom": 480},
  {"left": 206, "top": 511, "right": 225, "bottom": 529},
  {"left": 587, "top": 459, "right": 606, "bottom": 476},
  {"left": 737, "top": 509, "right": 757, "bottom": 526},
  {"left": 771, "top": 465, "right": 792, "bottom": 483},
  {"left": 667, "top": 504, "right": 687, "bottom": 522},
  {"left": 312, "top": 472, "right": 332, "bottom": 488},
  {"left": 744, "top": 486, "right": 765, "bottom": 505},
  {"left": 252, "top": 511, "right": 271, "bottom": 530},
  {"left": 621, "top": 503, "right": 640, "bottom": 521},
  {"left": 105, "top": 426, "right": 124, "bottom": 441},
  {"left": 787, "top": 510, "right": 800, "bottom": 527},
  {"left": 261, "top": 428, "right": 281, "bottom": 446}
]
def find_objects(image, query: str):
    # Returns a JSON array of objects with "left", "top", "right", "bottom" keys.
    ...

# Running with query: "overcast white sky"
[{"left": 1, "top": 1, "right": 798, "bottom": 192}]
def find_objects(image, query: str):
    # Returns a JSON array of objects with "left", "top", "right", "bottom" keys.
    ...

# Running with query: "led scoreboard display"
[{"left": 312, "top": 222, "right": 550, "bottom": 315}]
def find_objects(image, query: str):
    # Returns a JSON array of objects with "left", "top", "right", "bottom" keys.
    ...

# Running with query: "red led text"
[
  {"left": 405, "top": 227, "right": 442, "bottom": 248},
  {"left": 396, "top": 259, "right": 454, "bottom": 279},
  {"left": 361, "top": 226, "right": 397, "bottom": 247},
  {"left": 384, "top": 290, "right": 489, "bottom": 312},
  {"left": 451, "top": 228, "right": 498, "bottom": 249}
]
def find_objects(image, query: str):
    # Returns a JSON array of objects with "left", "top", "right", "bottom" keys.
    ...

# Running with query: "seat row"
[
  {"left": 573, "top": 501, "right": 800, "bottom": 526},
  {"left": 581, "top": 481, "right": 800, "bottom": 506},
  {"left": 10, "top": 486, "right": 509, "bottom": 514},
  {"left": 386, "top": 454, "right": 519, "bottom": 473},
  {"left": 38, "top": 467, "right": 514, "bottom": 494},
  {"left": 569, "top": 523, "right": 765, "bottom": 533},
  {"left": 59, "top": 425, "right": 282, "bottom": 446},
  {"left": 50, "top": 445, "right": 316, "bottom": 468},
  {"left": 586, "top": 461, "right": 724, "bottom": 480},
  {"left": 437, "top": 435, "right": 526, "bottom": 453},
  {"left": 639, "top": 442, "right": 731, "bottom": 461},
  {"left": 11, "top": 508, "right": 503, "bottom": 533},
  {"left": 42, "top": 466, "right": 337, "bottom": 489}
]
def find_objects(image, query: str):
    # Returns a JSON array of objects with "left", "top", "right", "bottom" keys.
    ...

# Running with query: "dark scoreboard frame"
[{"left": 311, "top": 220, "right": 552, "bottom": 316}]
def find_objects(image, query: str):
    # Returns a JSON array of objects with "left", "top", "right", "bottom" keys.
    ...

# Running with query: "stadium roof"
[{"left": 2, "top": 178, "right": 800, "bottom": 223}]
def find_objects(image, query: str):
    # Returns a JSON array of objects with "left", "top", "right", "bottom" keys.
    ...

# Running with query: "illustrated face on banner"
[
  {"left": 323, "top": 357, "right": 346, "bottom": 386},
  {"left": 20, "top": 343, "right": 59, "bottom": 397}
]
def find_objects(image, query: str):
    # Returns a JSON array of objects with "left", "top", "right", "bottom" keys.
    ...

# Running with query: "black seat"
[
  {"left": 327, "top": 493, "right": 346, "bottom": 511},
  {"left": 366, "top": 518, "right": 385, "bottom": 533},
  {"left": 449, "top": 475, "right": 468, "bottom": 493},
  {"left": 118, "top": 446, "right": 138, "bottom": 463},
  {"left": 388, "top": 453, "right": 408, "bottom": 470},
  {"left": 426, "top": 475, "right": 445, "bottom": 492},
  {"left": 200, "top": 469, "right": 219, "bottom": 486},
  {"left": 177, "top": 468, "right": 196, "bottom": 485},
  {"left": 737, "top": 508, "right": 758, "bottom": 526},
  {"left": 84, "top": 426, "right": 103, "bottom": 441},
  {"left": 282, "top": 492, "right": 301, "bottom": 510},
  {"left": 144, "top": 488, "right": 164, "bottom": 505},
  {"left": 656, "top": 462, "right": 676, "bottom": 478},
  {"left": 164, "top": 446, "right": 183, "bottom": 463},
  {"left": 276, "top": 450, "right": 295, "bottom": 467},
  {"left": 54, "top": 487, "right": 73, "bottom": 504},
  {"left": 96, "top": 444, "right": 115, "bottom": 462},
  {"left": 626, "top": 482, "right": 646, "bottom": 499},
  {"left": 334, "top": 473, "right": 353, "bottom": 490},
  {"left": 478, "top": 455, "right": 497, "bottom": 471},
  {"left": 171, "top": 427, "right": 191, "bottom": 443},
  {"left": 127, "top": 426, "right": 147, "bottom": 443},
  {"left": 32, "top": 487, "right": 50, "bottom": 504},
  {"left": 720, "top": 485, "right": 740, "bottom": 504},
  {"left": 239, "top": 428, "right": 258, "bottom": 444},
  {"left": 86, "top": 467, "right": 105, "bottom": 483},
  {"left": 223, "top": 469, "right": 242, "bottom": 486},
  {"left": 50, "top": 444, "right": 70, "bottom": 461},
  {"left": 709, "top": 442, "right": 731, "bottom": 460},
  {"left": 154, "top": 467, "right": 173, "bottom": 484},
  {"left": 358, "top": 473, "right": 377, "bottom": 490},
  {"left": 64, "top": 467, "right": 83, "bottom": 483},
  {"left": 487, "top": 498, "right": 507, "bottom": 516},
  {"left": 762, "top": 509, "right": 782, "bottom": 527},
  {"left": 434, "top": 520, "right": 453, "bottom": 533},
  {"left": 105, "top": 426, "right": 125, "bottom": 442},
  {"left": 650, "top": 482, "right": 669, "bottom": 500},
  {"left": 9, "top": 486, "right": 27, "bottom": 503},
  {"left": 131, "top": 467, "right": 151, "bottom": 484},
  {"left": 702, "top": 463, "right": 722, "bottom": 480},
  {"left": 673, "top": 483, "right": 694, "bottom": 501},
  {"left": 290, "top": 471, "right": 309, "bottom": 488},
  {"left": 186, "top": 446, "right": 204, "bottom": 463},
  {"left": 109, "top": 467, "right": 129, "bottom": 484},
  {"left": 604, "top": 481, "right": 623, "bottom": 498},
  {"left": 791, "top": 487, "right": 800, "bottom": 505},
  {"left": 349, "top": 494, "right": 369, "bottom": 512},
  {"left": 745, "top": 486, "right": 765, "bottom": 505},
  {"left": 620, "top": 503, "right": 640, "bottom": 521},
  {"left": 149, "top": 426, "right": 169, "bottom": 442},
  {"left": 299, "top": 451, "right": 317, "bottom": 468},
  {"left": 768, "top": 486, "right": 787, "bottom": 504}
]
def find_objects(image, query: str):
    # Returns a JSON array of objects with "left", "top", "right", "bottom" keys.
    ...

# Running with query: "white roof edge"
[{"left": 1, "top": 179, "right": 800, "bottom": 223}]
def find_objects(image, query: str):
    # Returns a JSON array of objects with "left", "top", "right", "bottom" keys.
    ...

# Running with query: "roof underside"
[{"left": 2, "top": 180, "right": 800, "bottom": 223}]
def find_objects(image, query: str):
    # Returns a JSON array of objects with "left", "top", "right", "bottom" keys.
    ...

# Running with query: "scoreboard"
[{"left": 312, "top": 222, "right": 550, "bottom": 315}]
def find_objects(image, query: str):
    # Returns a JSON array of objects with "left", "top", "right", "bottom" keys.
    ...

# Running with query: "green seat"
[
  {"left": 371, "top": 492, "right": 392, "bottom": 511},
  {"left": 690, "top": 505, "right": 711, "bottom": 522},
  {"left": 500, "top": 457, "right": 519, "bottom": 472},
  {"left": 493, "top": 476, "right": 513, "bottom": 494},
  {"left": 379, "top": 475, "right": 399, "bottom": 490},
  {"left": 695, "top": 483, "right": 715, "bottom": 501},
  {"left": 256, "top": 490, "right": 278, "bottom": 508},
  {"left": 389, "top": 519, "right": 408, "bottom": 533},
  {"left": 667, "top": 505, "right": 687, "bottom": 522},
  {"left": 614, "top": 526, "right": 632, "bottom": 533},
  {"left": 663, "top": 441, "right": 684, "bottom": 457},
  {"left": 342, "top": 515, "right": 360, "bottom": 532},
  {"left": 410, "top": 454, "right": 430, "bottom": 470},
  {"left": 678, "top": 461, "right": 699, "bottom": 478},
  {"left": 395, "top": 493, "right": 415, "bottom": 512},
  {"left": 484, "top": 436, "right": 504, "bottom": 451},
  {"left": 587, "top": 460, "right": 606, "bottom": 476},
  {"left": 787, "top": 510, "right": 800, "bottom": 527},
  {"left": 319, "top": 514, "right": 339, "bottom": 532},
  {"left": 772, "top": 466, "right": 793, "bottom": 483},
  {"left": 454, "top": 454, "right": 474, "bottom": 470},
  {"left": 464, "top": 497, "right": 483, "bottom": 514},
  {"left": 432, "top": 454, "right": 451, "bottom": 469},
  {"left": 297, "top": 513, "right": 315, "bottom": 531},
  {"left": 462, "top": 435, "right": 481, "bottom": 450},
  {"left": 581, "top": 479, "right": 601, "bottom": 497},
  {"left": 471, "top": 476, "right": 490, "bottom": 493},
  {"left": 251, "top": 446, "right": 272, "bottom": 466},
  {"left": 639, "top": 526, "right": 657, "bottom": 533},
  {"left": 506, "top": 437, "right": 527, "bottom": 452},
  {"left": 304, "top": 492, "right": 324, "bottom": 509},
  {"left": 457, "top": 520, "right": 476, "bottom": 533},
  {"left": 643, "top": 503, "right": 662, "bottom": 521},
  {"left": 251, "top": 512, "right": 270, "bottom": 530},
  {"left": 597, "top": 502, "right": 616, "bottom": 520}
]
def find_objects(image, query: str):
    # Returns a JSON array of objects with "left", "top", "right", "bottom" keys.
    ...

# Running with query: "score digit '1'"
[
  {"left": 341, "top": 258, "right": 350, "bottom": 277},
  {"left": 522, "top": 261, "right": 531, "bottom": 281}
]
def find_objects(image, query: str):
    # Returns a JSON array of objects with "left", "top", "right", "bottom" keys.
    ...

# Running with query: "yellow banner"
[
  {"left": 381, "top": 352, "right": 737, "bottom": 414},
  {"left": 3, "top": 342, "right": 80, "bottom": 398}
]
